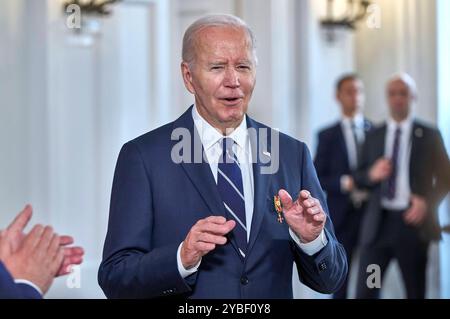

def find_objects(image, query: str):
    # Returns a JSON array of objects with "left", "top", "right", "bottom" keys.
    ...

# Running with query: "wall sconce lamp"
[
  {"left": 62, "top": 0, "right": 122, "bottom": 46},
  {"left": 321, "top": 0, "right": 372, "bottom": 41},
  {"left": 63, "top": 0, "right": 121, "bottom": 17}
]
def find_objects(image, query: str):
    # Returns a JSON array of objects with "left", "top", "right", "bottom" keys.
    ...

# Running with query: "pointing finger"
[{"left": 7, "top": 204, "right": 33, "bottom": 233}]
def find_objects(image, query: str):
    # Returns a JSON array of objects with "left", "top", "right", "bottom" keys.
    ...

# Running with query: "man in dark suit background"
[
  {"left": 354, "top": 73, "right": 450, "bottom": 298},
  {"left": 0, "top": 205, "right": 84, "bottom": 299},
  {"left": 314, "top": 74, "right": 372, "bottom": 299},
  {"left": 98, "top": 14, "right": 347, "bottom": 299}
]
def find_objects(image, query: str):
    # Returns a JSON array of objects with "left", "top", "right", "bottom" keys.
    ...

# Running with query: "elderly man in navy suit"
[
  {"left": 98, "top": 14, "right": 347, "bottom": 299},
  {"left": 0, "top": 205, "right": 84, "bottom": 299},
  {"left": 314, "top": 74, "right": 372, "bottom": 299}
]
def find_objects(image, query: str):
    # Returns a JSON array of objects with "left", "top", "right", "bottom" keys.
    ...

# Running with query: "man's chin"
[{"left": 218, "top": 114, "right": 245, "bottom": 129}]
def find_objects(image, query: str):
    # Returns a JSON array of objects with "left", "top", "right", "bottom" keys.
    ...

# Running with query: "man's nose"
[{"left": 223, "top": 68, "right": 240, "bottom": 88}]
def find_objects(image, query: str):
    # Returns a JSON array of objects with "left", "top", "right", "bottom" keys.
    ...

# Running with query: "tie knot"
[
  {"left": 222, "top": 137, "right": 234, "bottom": 151},
  {"left": 395, "top": 127, "right": 402, "bottom": 137},
  {"left": 221, "top": 138, "right": 236, "bottom": 162}
]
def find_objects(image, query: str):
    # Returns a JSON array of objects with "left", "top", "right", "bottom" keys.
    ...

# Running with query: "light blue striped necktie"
[{"left": 217, "top": 137, "right": 247, "bottom": 258}]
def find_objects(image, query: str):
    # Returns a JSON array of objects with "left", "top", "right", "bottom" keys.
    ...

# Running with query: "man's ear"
[{"left": 181, "top": 62, "right": 195, "bottom": 94}]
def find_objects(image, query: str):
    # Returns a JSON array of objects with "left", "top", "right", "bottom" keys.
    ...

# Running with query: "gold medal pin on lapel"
[{"left": 274, "top": 195, "right": 283, "bottom": 224}]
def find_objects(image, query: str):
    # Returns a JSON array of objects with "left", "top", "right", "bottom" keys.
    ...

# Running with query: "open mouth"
[
  {"left": 224, "top": 97, "right": 240, "bottom": 102},
  {"left": 220, "top": 97, "right": 243, "bottom": 105}
]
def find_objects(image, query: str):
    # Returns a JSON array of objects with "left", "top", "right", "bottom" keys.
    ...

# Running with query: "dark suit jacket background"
[
  {"left": 354, "top": 120, "right": 450, "bottom": 246},
  {"left": 98, "top": 106, "right": 347, "bottom": 299},
  {"left": 314, "top": 120, "right": 372, "bottom": 233},
  {"left": 0, "top": 262, "right": 41, "bottom": 299}
]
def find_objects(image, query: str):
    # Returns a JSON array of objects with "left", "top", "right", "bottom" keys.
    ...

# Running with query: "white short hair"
[
  {"left": 387, "top": 72, "right": 418, "bottom": 96},
  {"left": 182, "top": 14, "right": 258, "bottom": 66}
]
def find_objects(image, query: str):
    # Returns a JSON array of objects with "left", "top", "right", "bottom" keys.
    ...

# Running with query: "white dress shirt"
[
  {"left": 339, "top": 114, "right": 369, "bottom": 200},
  {"left": 177, "top": 105, "right": 327, "bottom": 278},
  {"left": 340, "top": 113, "right": 365, "bottom": 171},
  {"left": 381, "top": 116, "right": 413, "bottom": 210}
]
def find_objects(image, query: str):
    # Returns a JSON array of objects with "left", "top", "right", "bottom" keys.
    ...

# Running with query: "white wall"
[
  {"left": 293, "top": 0, "right": 355, "bottom": 150},
  {"left": 0, "top": 0, "right": 170, "bottom": 298},
  {"left": 0, "top": 0, "right": 33, "bottom": 225},
  {"left": 356, "top": 0, "right": 437, "bottom": 124},
  {"left": 45, "top": 0, "right": 175, "bottom": 298}
]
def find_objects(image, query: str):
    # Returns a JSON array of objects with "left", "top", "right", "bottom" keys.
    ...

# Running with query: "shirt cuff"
[
  {"left": 177, "top": 242, "right": 201, "bottom": 279},
  {"left": 289, "top": 228, "right": 328, "bottom": 256},
  {"left": 14, "top": 279, "right": 43, "bottom": 296}
]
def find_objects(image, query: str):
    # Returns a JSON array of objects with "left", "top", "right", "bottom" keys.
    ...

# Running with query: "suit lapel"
[
  {"left": 173, "top": 106, "right": 224, "bottom": 218},
  {"left": 409, "top": 121, "right": 424, "bottom": 190},
  {"left": 363, "top": 119, "right": 373, "bottom": 133},
  {"left": 173, "top": 106, "right": 242, "bottom": 259},
  {"left": 336, "top": 123, "right": 351, "bottom": 171},
  {"left": 246, "top": 117, "right": 273, "bottom": 254}
]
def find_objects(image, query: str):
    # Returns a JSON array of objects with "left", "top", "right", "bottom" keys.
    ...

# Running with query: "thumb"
[
  {"left": 278, "top": 189, "right": 293, "bottom": 210},
  {"left": 7, "top": 204, "right": 33, "bottom": 233}
]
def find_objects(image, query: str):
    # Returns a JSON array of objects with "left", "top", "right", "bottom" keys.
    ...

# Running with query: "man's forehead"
[
  {"left": 195, "top": 26, "right": 250, "bottom": 46},
  {"left": 387, "top": 80, "right": 409, "bottom": 90},
  {"left": 342, "top": 79, "right": 363, "bottom": 88}
]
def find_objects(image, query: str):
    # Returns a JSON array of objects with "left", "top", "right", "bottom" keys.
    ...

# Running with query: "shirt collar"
[
  {"left": 341, "top": 113, "right": 364, "bottom": 129},
  {"left": 192, "top": 104, "right": 248, "bottom": 151},
  {"left": 387, "top": 114, "right": 413, "bottom": 133}
]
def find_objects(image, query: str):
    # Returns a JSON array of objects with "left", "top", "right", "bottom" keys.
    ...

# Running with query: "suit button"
[
  {"left": 240, "top": 276, "right": 249, "bottom": 285},
  {"left": 318, "top": 261, "right": 327, "bottom": 272}
]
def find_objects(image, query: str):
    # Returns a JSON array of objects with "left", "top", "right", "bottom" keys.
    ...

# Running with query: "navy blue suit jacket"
[
  {"left": 0, "top": 262, "right": 41, "bottom": 299},
  {"left": 314, "top": 120, "right": 372, "bottom": 232},
  {"left": 98, "top": 106, "right": 347, "bottom": 299}
]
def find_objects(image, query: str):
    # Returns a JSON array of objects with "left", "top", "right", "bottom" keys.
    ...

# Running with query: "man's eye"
[
  {"left": 238, "top": 65, "right": 251, "bottom": 70},
  {"left": 211, "top": 66, "right": 223, "bottom": 70}
]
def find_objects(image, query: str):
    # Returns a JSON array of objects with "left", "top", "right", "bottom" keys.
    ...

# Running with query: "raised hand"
[
  {"left": 278, "top": 189, "right": 326, "bottom": 243},
  {"left": 0, "top": 205, "right": 84, "bottom": 280},
  {"left": 180, "top": 216, "right": 235, "bottom": 269},
  {"left": 2, "top": 225, "right": 65, "bottom": 294},
  {"left": 369, "top": 158, "right": 392, "bottom": 183}
]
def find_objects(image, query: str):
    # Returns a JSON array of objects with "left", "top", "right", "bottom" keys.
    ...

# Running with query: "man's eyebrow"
[
  {"left": 207, "top": 60, "right": 253, "bottom": 67},
  {"left": 208, "top": 61, "right": 227, "bottom": 66}
]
